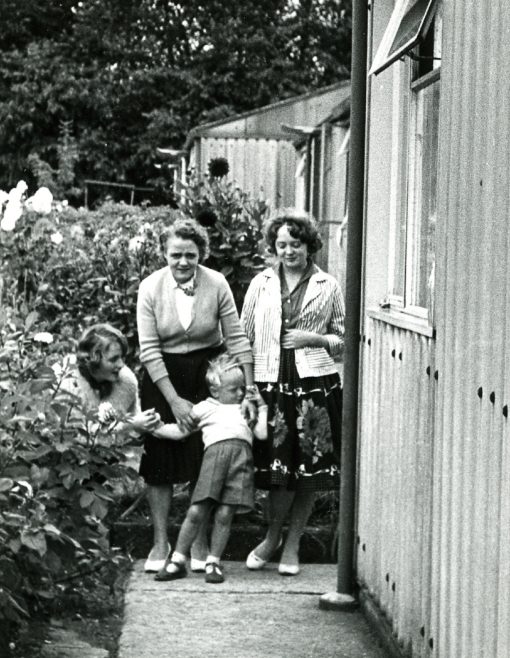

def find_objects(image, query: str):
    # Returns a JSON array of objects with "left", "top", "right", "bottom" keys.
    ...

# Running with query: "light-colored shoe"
[
  {"left": 278, "top": 563, "right": 300, "bottom": 576},
  {"left": 190, "top": 557, "right": 207, "bottom": 573},
  {"left": 245, "top": 537, "right": 283, "bottom": 570},
  {"left": 144, "top": 543, "right": 171, "bottom": 573}
]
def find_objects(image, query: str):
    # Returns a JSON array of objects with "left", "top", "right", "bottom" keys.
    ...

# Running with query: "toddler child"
[{"left": 154, "top": 353, "right": 267, "bottom": 584}]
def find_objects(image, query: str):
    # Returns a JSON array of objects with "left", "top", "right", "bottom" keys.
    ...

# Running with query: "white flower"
[
  {"left": 128, "top": 235, "right": 145, "bottom": 252},
  {"left": 50, "top": 231, "right": 64, "bottom": 245},
  {"left": 0, "top": 201, "right": 22, "bottom": 231},
  {"left": 13, "top": 480, "right": 33, "bottom": 498},
  {"left": 70, "top": 224, "right": 84, "bottom": 239},
  {"left": 16, "top": 180, "right": 28, "bottom": 195},
  {"left": 51, "top": 363, "right": 63, "bottom": 377},
  {"left": 97, "top": 402, "right": 116, "bottom": 424},
  {"left": 33, "top": 332, "right": 54, "bottom": 344},
  {"left": 6, "top": 181, "right": 27, "bottom": 210},
  {"left": 62, "top": 353, "right": 77, "bottom": 368},
  {"left": 27, "top": 186, "right": 53, "bottom": 214}
]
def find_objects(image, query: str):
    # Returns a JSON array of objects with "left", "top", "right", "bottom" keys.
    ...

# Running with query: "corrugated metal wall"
[
  {"left": 195, "top": 137, "right": 297, "bottom": 209},
  {"left": 357, "top": 318, "right": 435, "bottom": 657},
  {"left": 358, "top": 1, "right": 510, "bottom": 656},
  {"left": 429, "top": 1, "right": 510, "bottom": 656}
]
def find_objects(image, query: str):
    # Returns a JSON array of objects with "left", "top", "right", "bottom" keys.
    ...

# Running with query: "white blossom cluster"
[{"left": 0, "top": 180, "right": 54, "bottom": 231}]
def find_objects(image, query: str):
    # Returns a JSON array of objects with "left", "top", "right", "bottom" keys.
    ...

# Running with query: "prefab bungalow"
[
  {"left": 354, "top": 0, "right": 510, "bottom": 656},
  {"left": 183, "top": 84, "right": 350, "bottom": 283}
]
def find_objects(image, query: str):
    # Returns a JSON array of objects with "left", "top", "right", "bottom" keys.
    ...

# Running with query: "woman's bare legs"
[
  {"left": 147, "top": 483, "right": 209, "bottom": 560},
  {"left": 251, "top": 489, "right": 295, "bottom": 560},
  {"left": 147, "top": 484, "right": 172, "bottom": 559},
  {"left": 249, "top": 489, "right": 316, "bottom": 567},
  {"left": 279, "top": 490, "right": 315, "bottom": 567}
]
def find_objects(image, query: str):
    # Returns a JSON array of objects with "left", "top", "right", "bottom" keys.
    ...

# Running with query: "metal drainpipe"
[{"left": 336, "top": 0, "right": 368, "bottom": 596}]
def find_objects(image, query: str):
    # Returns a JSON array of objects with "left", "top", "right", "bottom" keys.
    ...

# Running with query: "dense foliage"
[
  {"left": 0, "top": 0, "right": 351, "bottom": 200},
  {"left": 0, "top": 171, "right": 268, "bottom": 643},
  {"left": 181, "top": 161, "right": 268, "bottom": 309}
]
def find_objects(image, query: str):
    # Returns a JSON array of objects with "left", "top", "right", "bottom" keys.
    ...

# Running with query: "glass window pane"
[{"left": 408, "top": 78, "right": 439, "bottom": 310}]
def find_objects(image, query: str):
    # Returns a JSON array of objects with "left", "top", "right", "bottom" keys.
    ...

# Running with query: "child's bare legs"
[
  {"left": 173, "top": 500, "right": 212, "bottom": 560},
  {"left": 147, "top": 484, "right": 208, "bottom": 561},
  {"left": 188, "top": 482, "right": 210, "bottom": 563},
  {"left": 208, "top": 504, "right": 236, "bottom": 563}
]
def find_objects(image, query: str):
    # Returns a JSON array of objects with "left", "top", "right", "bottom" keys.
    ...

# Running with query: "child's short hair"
[{"left": 205, "top": 353, "right": 244, "bottom": 390}]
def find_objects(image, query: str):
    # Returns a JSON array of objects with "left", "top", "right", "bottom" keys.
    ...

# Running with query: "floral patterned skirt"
[{"left": 253, "top": 349, "right": 342, "bottom": 492}]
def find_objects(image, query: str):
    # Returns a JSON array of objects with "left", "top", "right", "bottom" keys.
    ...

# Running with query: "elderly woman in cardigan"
[
  {"left": 241, "top": 209, "right": 344, "bottom": 576},
  {"left": 137, "top": 217, "right": 254, "bottom": 573}
]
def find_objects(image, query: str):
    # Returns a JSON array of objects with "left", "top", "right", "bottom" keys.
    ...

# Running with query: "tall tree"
[{"left": 0, "top": 0, "right": 351, "bottom": 199}]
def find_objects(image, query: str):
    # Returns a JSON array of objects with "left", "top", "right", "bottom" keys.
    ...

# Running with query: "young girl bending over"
[{"left": 154, "top": 354, "right": 267, "bottom": 584}]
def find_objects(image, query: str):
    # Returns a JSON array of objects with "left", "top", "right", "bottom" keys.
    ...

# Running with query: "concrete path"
[{"left": 119, "top": 561, "right": 388, "bottom": 658}]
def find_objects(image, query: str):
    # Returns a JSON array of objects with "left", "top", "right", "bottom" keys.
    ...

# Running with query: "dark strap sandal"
[
  {"left": 205, "top": 562, "right": 224, "bottom": 584},
  {"left": 154, "top": 560, "right": 187, "bottom": 582}
]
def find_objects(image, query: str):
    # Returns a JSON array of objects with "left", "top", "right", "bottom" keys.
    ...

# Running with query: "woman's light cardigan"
[
  {"left": 137, "top": 264, "right": 253, "bottom": 383},
  {"left": 241, "top": 266, "right": 345, "bottom": 382}
]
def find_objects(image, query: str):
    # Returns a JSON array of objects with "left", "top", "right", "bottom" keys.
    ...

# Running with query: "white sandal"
[
  {"left": 144, "top": 543, "right": 171, "bottom": 573},
  {"left": 245, "top": 537, "right": 283, "bottom": 570},
  {"left": 278, "top": 563, "right": 300, "bottom": 576}
]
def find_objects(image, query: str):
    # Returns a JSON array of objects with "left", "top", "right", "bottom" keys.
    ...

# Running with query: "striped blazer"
[{"left": 241, "top": 266, "right": 345, "bottom": 381}]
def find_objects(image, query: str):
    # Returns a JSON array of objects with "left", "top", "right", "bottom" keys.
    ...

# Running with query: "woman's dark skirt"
[
  {"left": 253, "top": 349, "right": 342, "bottom": 492},
  {"left": 139, "top": 345, "right": 224, "bottom": 486}
]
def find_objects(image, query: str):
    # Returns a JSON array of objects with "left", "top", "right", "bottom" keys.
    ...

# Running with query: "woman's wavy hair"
[
  {"left": 159, "top": 217, "right": 210, "bottom": 262},
  {"left": 77, "top": 324, "right": 127, "bottom": 377},
  {"left": 205, "top": 353, "right": 244, "bottom": 392},
  {"left": 264, "top": 208, "right": 322, "bottom": 256}
]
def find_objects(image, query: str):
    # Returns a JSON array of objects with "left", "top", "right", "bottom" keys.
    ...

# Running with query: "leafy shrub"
[
  {"left": 0, "top": 306, "right": 139, "bottom": 638},
  {"left": 1, "top": 197, "right": 181, "bottom": 370},
  {"left": 180, "top": 163, "right": 268, "bottom": 310}
]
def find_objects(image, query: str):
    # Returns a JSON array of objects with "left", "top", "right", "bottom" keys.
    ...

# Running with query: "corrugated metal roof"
[{"left": 184, "top": 81, "right": 350, "bottom": 149}]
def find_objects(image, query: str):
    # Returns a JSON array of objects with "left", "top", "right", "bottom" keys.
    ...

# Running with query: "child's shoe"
[
  {"left": 154, "top": 560, "right": 187, "bottom": 582},
  {"left": 205, "top": 562, "right": 224, "bottom": 584}
]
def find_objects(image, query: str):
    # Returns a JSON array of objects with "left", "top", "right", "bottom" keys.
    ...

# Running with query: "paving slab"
[{"left": 119, "top": 561, "right": 388, "bottom": 658}]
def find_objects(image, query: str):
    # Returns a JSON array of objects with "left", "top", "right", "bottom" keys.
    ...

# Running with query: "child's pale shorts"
[{"left": 191, "top": 438, "right": 254, "bottom": 513}]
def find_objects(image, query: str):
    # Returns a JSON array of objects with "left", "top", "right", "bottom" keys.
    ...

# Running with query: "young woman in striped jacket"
[{"left": 241, "top": 209, "right": 344, "bottom": 576}]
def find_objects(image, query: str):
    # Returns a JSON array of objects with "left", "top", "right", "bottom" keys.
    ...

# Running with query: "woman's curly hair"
[
  {"left": 264, "top": 208, "right": 322, "bottom": 256},
  {"left": 159, "top": 217, "right": 210, "bottom": 262}
]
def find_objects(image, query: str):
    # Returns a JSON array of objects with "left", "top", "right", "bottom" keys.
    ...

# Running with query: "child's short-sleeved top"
[{"left": 192, "top": 398, "right": 267, "bottom": 449}]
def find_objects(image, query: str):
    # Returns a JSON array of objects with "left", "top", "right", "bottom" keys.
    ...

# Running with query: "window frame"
[{"left": 375, "top": 0, "right": 442, "bottom": 327}]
